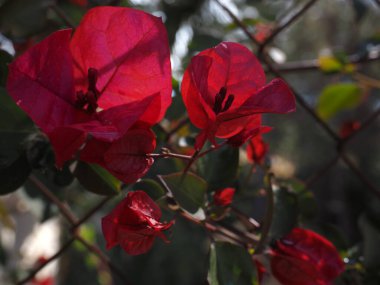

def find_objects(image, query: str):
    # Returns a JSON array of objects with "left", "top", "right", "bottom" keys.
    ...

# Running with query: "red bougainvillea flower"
[
  {"left": 213, "top": 187, "right": 235, "bottom": 207},
  {"left": 246, "top": 135, "right": 269, "bottom": 165},
  {"left": 181, "top": 42, "right": 295, "bottom": 150},
  {"left": 7, "top": 7, "right": 171, "bottom": 182},
  {"left": 102, "top": 191, "right": 174, "bottom": 255},
  {"left": 270, "top": 228, "right": 344, "bottom": 285},
  {"left": 339, "top": 120, "right": 361, "bottom": 139}
]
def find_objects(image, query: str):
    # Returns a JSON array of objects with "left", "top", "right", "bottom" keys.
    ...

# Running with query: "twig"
[
  {"left": 197, "top": 141, "right": 227, "bottom": 158},
  {"left": 182, "top": 149, "right": 200, "bottom": 177},
  {"left": 231, "top": 205, "right": 260, "bottom": 229},
  {"left": 49, "top": 4, "right": 76, "bottom": 29},
  {"left": 16, "top": 237, "right": 76, "bottom": 285},
  {"left": 165, "top": 116, "right": 190, "bottom": 142},
  {"left": 255, "top": 174, "right": 275, "bottom": 254},
  {"left": 71, "top": 196, "right": 112, "bottom": 231},
  {"left": 75, "top": 235, "right": 132, "bottom": 285},
  {"left": 147, "top": 152, "right": 192, "bottom": 160},
  {"left": 28, "top": 174, "right": 78, "bottom": 224},
  {"left": 269, "top": 53, "right": 380, "bottom": 73}
]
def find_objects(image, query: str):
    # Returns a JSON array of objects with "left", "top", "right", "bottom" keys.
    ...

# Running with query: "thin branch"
[
  {"left": 49, "top": 4, "right": 76, "bottom": 29},
  {"left": 165, "top": 116, "right": 190, "bottom": 142},
  {"left": 71, "top": 196, "right": 112, "bottom": 231},
  {"left": 231, "top": 205, "right": 260, "bottom": 229},
  {"left": 28, "top": 174, "right": 78, "bottom": 225},
  {"left": 75, "top": 235, "right": 132, "bottom": 285},
  {"left": 255, "top": 174, "right": 275, "bottom": 254},
  {"left": 260, "top": 0, "right": 319, "bottom": 50},
  {"left": 147, "top": 152, "right": 192, "bottom": 160},
  {"left": 16, "top": 237, "right": 76, "bottom": 285},
  {"left": 182, "top": 149, "right": 200, "bottom": 177},
  {"left": 270, "top": 53, "right": 380, "bottom": 73}
]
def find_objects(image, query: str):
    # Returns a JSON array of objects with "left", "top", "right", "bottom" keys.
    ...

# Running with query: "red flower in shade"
[
  {"left": 102, "top": 191, "right": 174, "bottom": 255},
  {"left": 181, "top": 42, "right": 295, "bottom": 150},
  {"left": 213, "top": 187, "right": 235, "bottom": 206},
  {"left": 270, "top": 228, "right": 344, "bottom": 285},
  {"left": 6, "top": 7, "right": 171, "bottom": 182},
  {"left": 246, "top": 135, "right": 268, "bottom": 165}
]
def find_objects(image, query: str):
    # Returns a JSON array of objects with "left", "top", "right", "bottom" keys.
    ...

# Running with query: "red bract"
[
  {"left": 246, "top": 135, "right": 268, "bottom": 165},
  {"left": 181, "top": 42, "right": 295, "bottom": 150},
  {"left": 102, "top": 191, "right": 174, "bottom": 255},
  {"left": 7, "top": 7, "right": 171, "bottom": 182},
  {"left": 213, "top": 187, "right": 235, "bottom": 206},
  {"left": 270, "top": 228, "right": 344, "bottom": 285}
]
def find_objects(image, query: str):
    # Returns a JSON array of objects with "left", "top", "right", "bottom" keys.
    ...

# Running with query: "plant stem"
[
  {"left": 147, "top": 152, "right": 192, "bottom": 160},
  {"left": 255, "top": 173, "right": 275, "bottom": 254}
]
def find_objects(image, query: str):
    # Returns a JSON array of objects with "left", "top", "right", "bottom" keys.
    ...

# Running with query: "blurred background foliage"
[{"left": 0, "top": 0, "right": 380, "bottom": 284}]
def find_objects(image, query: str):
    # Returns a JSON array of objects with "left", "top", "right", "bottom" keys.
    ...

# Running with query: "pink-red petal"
[
  {"left": 70, "top": 7, "right": 172, "bottom": 125},
  {"left": 103, "top": 128, "right": 156, "bottom": 183},
  {"left": 6, "top": 29, "right": 87, "bottom": 133}
]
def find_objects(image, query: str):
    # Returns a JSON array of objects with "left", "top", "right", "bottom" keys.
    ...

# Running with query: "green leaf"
[
  {"left": 0, "top": 50, "right": 12, "bottom": 87},
  {"left": 208, "top": 243, "right": 219, "bottom": 285},
  {"left": 198, "top": 146, "right": 239, "bottom": 191},
  {"left": 133, "top": 179, "right": 166, "bottom": 201},
  {"left": 212, "top": 242, "right": 257, "bottom": 285},
  {"left": 74, "top": 162, "right": 121, "bottom": 196},
  {"left": 318, "top": 56, "right": 343, "bottom": 73},
  {"left": 0, "top": 152, "right": 31, "bottom": 195},
  {"left": 269, "top": 186, "right": 298, "bottom": 240},
  {"left": 317, "top": 83, "right": 362, "bottom": 120},
  {"left": 161, "top": 172, "right": 207, "bottom": 213}
]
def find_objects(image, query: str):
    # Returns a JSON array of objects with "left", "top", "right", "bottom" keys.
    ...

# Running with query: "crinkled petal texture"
[
  {"left": 71, "top": 6, "right": 172, "bottom": 125},
  {"left": 7, "top": 7, "right": 172, "bottom": 182},
  {"left": 181, "top": 42, "right": 295, "bottom": 149},
  {"left": 102, "top": 191, "right": 174, "bottom": 255},
  {"left": 270, "top": 228, "right": 344, "bottom": 285},
  {"left": 80, "top": 128, "right": 156, "bottom": 183}
]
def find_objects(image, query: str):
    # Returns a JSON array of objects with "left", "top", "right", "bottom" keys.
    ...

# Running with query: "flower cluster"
[
  {"left": 7, "top": 7, "right": 171, "bottom": 183},
  {"left": 6, "top": 7, "right": 344, "bottom": 284}
]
